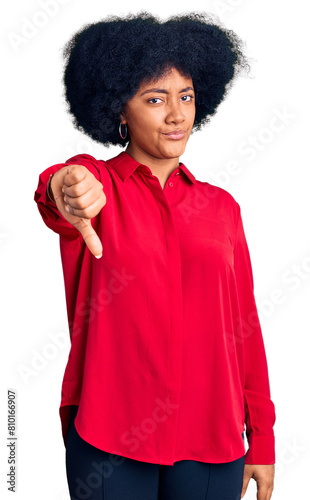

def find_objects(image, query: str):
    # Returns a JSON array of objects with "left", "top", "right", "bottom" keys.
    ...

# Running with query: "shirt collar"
[{"left": 105, "top": 151, "right": 196, "bottom": 184}]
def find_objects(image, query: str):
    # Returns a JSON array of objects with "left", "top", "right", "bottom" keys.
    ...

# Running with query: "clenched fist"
[{"left": 50, "top": 164, "right": 106, "bottom": 258}]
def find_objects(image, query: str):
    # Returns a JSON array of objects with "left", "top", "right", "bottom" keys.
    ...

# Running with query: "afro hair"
[{"left": 62, "top": 11, "right": 251, "bottom": 147}]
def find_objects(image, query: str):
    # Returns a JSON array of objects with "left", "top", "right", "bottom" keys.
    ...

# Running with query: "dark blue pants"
[{"left": 65, "top": 405, "right": 245, "bottom": 500}]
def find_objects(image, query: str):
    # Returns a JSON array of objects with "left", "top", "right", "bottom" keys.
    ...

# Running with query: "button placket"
[
  {"left": 165, "top": 168, "right": 181, "bottom": 190},
  {"left": 139, "top": 170, "right": 184, "bottom": 463}
]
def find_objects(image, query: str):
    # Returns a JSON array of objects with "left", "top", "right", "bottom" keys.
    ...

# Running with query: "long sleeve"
[
  {"left": 34, "top": 154, "right": 101, "bottom": 239},
  {"left": 233, "top": 204, "right": 276, "bottom": 464}
]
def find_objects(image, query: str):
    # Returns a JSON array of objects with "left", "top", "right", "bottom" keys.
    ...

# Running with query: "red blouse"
[{"left": 34, "top": 151, "right": 276, "bottom": 465}]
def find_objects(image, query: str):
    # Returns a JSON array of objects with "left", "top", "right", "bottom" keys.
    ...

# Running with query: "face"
[{"left": 120, "top": 67, "right": 196, "bottom": 163}]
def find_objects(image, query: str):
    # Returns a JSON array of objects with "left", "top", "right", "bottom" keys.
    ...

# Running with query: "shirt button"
[
  {"left": 175, "top": 172, "right": 180, "bottom": 176},
  {"left": 168, "top": 182, "right": 173, "bottom": 187}
]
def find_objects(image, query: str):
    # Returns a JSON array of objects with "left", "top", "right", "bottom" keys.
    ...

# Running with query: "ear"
[{"left": 120, "top": 110, "right": 127, "bottom": 125}]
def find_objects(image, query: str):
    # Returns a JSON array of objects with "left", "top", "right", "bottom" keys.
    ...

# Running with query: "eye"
[
  {"left": 148, "top": 98, "right": 163, "bottom": 104},
  {"left": 181, "top": 95, "right": 194, "bottom": 102}
]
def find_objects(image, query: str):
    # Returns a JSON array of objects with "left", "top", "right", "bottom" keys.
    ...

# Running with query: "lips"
[{"left": 163, "top": 130, "right": 186, "bottom": 140}]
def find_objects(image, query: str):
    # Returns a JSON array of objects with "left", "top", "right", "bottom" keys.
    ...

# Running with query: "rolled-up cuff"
[{"left": 245, "top": 432, "right": 275, "bottom": 464}]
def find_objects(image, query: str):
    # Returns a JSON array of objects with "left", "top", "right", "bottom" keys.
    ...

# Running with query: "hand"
[
  {"left": 241, "top": 464, "right": 275, "bottom": 500},
  {"left": 51, "top": 164, "right": 106, "bottom": 258}
]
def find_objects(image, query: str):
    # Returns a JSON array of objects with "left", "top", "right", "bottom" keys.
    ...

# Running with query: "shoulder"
[
  {"left": 64, "top": 153, "right": 108, "bottom": 171},
  {"left": 194, "top": 179, "right": 241, "bottom": 221}
]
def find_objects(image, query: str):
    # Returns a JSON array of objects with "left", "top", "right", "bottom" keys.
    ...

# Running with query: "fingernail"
[
  {"left": 95, "top": 254, "right": 102, "bottom": 259},
  {"left": 65, "top": 205, "right": 70, "bottom": 212}
]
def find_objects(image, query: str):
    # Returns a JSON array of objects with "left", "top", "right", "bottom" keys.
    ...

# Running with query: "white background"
[{"left": 1, "top": 1, "right": 309, "bottom": 498}]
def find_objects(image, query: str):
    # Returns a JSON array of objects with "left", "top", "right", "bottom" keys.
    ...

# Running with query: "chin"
[
  {"left": 163, "top": 141, "right": 187, "bottom": 155},
  {"left": 165, "top": 145, "right": 186, "bottom": 158}
]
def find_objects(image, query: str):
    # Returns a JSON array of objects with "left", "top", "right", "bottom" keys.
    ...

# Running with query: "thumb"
[
  {"left": 241, "top": 465, "right": 253, "bottom": 498},
  {"left": 52, "top": 170, "right": 103, "bottom": 259},
  {"left": 67, "top": 215, "right": 103, "bottom": 259}
]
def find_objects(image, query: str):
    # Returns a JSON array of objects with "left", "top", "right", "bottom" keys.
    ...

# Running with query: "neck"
[{"left": 125, "top": 143, "right": 180, "bottom": 189}]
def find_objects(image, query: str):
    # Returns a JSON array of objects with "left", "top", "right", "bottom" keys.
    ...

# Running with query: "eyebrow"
[{"left": 140, "top": 86, "right": 194, "bottom": 96}]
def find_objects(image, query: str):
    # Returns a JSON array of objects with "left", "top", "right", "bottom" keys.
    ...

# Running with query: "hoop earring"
[{"left": 119, "top": 122, "right": 128, "bottom": 140}]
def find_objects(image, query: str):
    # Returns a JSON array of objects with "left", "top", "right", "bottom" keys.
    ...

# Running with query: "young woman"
[{"left": 34, "top": 12, "right": 276, "bottom": 500}]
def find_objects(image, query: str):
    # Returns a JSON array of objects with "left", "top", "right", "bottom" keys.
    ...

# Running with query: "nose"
[{"left": 165, "top": 99, "right": 185, "bottom": 124}]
